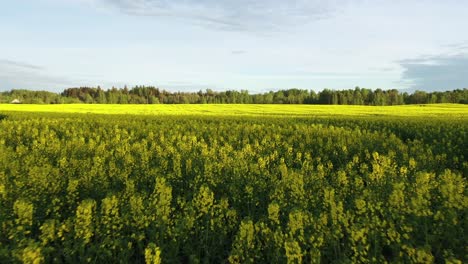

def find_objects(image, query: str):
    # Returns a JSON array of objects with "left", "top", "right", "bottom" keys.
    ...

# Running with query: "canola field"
[
  {"left": 0, "top": 103, "right": 467, "bottom": 117},
  {"left": 0, "top": 104, "right": 466, "bottom": 263}
]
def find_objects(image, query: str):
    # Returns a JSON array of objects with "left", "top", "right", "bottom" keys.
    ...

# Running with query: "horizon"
[
  {"left": 4, "top": 86, "right": 466, "bottom": 94},
  {"left": 1, "top": 86, "right": 467, "bottom": 95},
  {"left": 1, "top": 0, "right": 468, "bottom": 92}
]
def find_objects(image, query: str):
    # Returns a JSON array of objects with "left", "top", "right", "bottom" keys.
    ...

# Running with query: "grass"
[{"left": 0, "top": 104, "right": 467, "bottom": 118}]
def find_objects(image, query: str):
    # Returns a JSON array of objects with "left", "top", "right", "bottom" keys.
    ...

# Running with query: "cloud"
[
  {"left": 231, "top": 50, "right": 247, "bottom": 55},
  {"left": 0, "top": 59, "right": 44, "bottom": 70},
  {"left": 97, "top": 0, "right": 341, "bottom": 31},
  {"left": 0, "top": 59, "right": 75, "bottom": 91},
  {"left": 441, "top": 42, "right": 468, "bottom": 52},
  {"left": 399, "top": 53, "right": 468, "bottom": 91}
]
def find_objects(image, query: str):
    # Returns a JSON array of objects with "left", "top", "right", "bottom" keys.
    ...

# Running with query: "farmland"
[
  {"left": 0, "top": 103, "right": 467, "bottom": 117},
  {"left": 0, "top": 104, "right": 467, "bottom": 263}
]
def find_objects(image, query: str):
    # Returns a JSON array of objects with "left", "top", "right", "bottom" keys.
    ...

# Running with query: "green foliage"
[
  {"left": 1, "top": 87, "right": 467, "bottom": 104},
  {"left": 0, "top": 110, "right": 466, "bottom": 263}
]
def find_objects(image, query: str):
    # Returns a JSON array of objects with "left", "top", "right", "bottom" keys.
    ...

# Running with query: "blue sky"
[{"left": 1, "top": 0, "right": 467, "bottom": 92}]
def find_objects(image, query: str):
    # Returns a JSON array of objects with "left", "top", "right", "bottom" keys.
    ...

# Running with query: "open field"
[
  {"left": 0, "top": 105, "right": 467, "bottom": 263},
  {"left": 0, "top": 103, "right": 467, "bottom": 118}
]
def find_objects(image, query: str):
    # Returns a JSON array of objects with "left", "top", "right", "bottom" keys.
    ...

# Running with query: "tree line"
[{"left": 0, "top": 86, "right": 467, "bottom": 105}]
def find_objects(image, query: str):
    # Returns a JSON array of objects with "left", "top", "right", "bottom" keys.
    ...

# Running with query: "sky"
[{"left": 1, "top": 0, "right": 468, "bottom": 93}]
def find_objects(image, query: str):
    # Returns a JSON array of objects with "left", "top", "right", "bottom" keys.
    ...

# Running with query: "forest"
[
  {"left": 0, "top": 87, "right": 467, "bottom": 105},
  {"left": 0, "top": 107, "right": 466, "bottom": 263}
]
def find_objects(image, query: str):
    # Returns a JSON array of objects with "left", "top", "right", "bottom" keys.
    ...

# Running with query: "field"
[
  {"left": 0, "top": 104, "right": 467, "bottom": 263},
  {"left": 0, "top": 103, "right": 467, "bottom": 117}
]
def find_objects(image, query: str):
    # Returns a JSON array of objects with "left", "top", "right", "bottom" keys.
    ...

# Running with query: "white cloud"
[
  {"left": 95, "top": 0, "right": 344, "bottom": 31},
  {"left": 0, "top": 59, "right": 44, "bottom": 70},
  {"left": 0, "top": 59, "right": 77, "bottom": 91},
  {"left": 399, "top": 53, "right": 468, "bottom": 91}
]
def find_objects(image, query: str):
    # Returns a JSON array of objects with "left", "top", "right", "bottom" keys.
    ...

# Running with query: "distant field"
[{"left": 0, "top": 103, "right": 467, "bottom": 118}]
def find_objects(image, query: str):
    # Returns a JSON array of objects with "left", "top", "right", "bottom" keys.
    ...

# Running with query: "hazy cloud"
[
  {"left": 98, "top": 0, "right": 342, "bottom": 31},
  {"left": 0, "top": 59, "right": 74, "bottom": 91},
  {"left": 231, "top": 50, "right": 247, "bottom": 55},
  {"left": 441, "top": 42, "right": 468, "bottom": 51},
  {"left": 399, "top": 53, "right": 468, "bottom": 91},
  {"left": 0, "top": 59, "right": 44, "bottom": 70}
]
